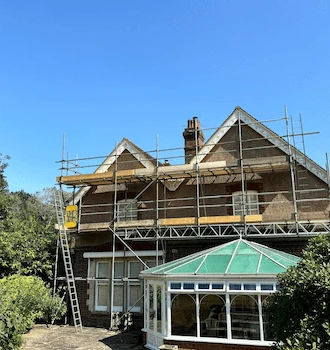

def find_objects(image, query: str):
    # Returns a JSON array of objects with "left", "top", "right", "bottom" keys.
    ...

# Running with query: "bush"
[
  {"left": 266, "top": 234, "right": 330, "bottom": 350},
  {"left": 0, "top": 275, "right": 66, "bottom": 349}
]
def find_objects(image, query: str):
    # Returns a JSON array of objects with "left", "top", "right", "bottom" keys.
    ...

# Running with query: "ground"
[{"left": 22, "top": 324, "right": 144, "bottom": 350}]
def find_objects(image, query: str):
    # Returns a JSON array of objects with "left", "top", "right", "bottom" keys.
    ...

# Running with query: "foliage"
[
  {"left": 266, "top": 234, "right": 330, "bottom": 350},
  {"left": 0, "top": 188, "right": 57, "bottom": 279},
  {"left": 0, "top": 154, "right": 10, "bottom": 191},
  {"left": 0, "top": 275, "right": 66, "bottom": 350}
]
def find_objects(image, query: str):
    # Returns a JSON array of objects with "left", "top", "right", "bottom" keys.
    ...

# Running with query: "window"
[
  {"left": 113, "top": 261, "right": 124, "bottom": 312},
  {"left": 261, "top": 296, "right": 274, "bottom": 341},
  {"left": 95, "top": 262, "right": 109, "bottom": 311},
  {"left": 232, "top": 191, "right": 259, "bottom": 215},
  {"left": 170, "top": 283, "right": 182, "bottom": 290},
  {"left": 171, "top": 294, "right": 196, "bottom": 336},
  {"left": 198, "top": 283, "right": 210, "bottom": 290},
  {"left": 116, "top": 199, "right": 138, "bottom": 222},
  {"left": 183, "top": 283, "right": 194, "bottom": 290},
  {"left": 128, "top": 261, "right": 142, "bottom": 312},
  {"left": 260, "top": 283, "right": 274, "bottom": 291},
  {"left": 231, "top": 295, "right": 260, "bottom": 340},
  {"left": 200, "top": 295, "right": 226, "bottom": 338},
  {"left": 92, "top": 257, "right": 158, "bottom": 314}
]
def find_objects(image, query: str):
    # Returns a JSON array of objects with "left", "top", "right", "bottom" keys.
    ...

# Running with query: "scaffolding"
[{"left": 55, "top": 107, "right": 330, "bottom": 329}]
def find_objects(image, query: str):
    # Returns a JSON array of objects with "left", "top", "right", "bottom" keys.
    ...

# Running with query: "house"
[{"left": 56, "top": 106, "right": 330, "bottom": 348}]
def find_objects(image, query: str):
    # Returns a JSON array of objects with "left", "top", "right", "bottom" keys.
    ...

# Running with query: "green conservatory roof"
[{"left": 141, "top": 239, "right": 300, "bottom": 277}]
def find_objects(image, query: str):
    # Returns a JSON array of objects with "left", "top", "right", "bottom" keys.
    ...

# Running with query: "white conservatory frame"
[{"left": 143, "top": 277, "right": 277, "bottom": 350}]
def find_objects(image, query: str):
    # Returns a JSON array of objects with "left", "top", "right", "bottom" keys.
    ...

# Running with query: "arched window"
[
  {"left": 231, "top": 295, "right": 260, "bottom": 340},
  {"left": 261, "top": 295, "right": 273, "bottom": 341},
  {"left": 200, "top": 294, "right": 226, "bottom": 338},
  {"left": 232, "top": 191, "right": 259, "bottom": 215},
  {"left": 171, "top": 294, "right": 196, "bottom": 336}
]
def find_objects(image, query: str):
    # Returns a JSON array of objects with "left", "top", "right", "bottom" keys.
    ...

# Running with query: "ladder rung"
[{"left": 54, "top": 189, "right": 82, "bottom": 331}]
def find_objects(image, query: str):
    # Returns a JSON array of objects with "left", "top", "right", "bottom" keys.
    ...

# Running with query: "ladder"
[{"left": 54, "top": 189, "right": 83, "bottom": 331}]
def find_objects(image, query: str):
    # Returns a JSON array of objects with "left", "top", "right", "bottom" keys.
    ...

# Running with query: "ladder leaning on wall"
[{"left": 54, "top": 189, "right": 82, "bottom": 331}]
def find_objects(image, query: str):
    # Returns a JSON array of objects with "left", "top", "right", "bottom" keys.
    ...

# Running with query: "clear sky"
[{"left": 0, "top": 0, "right": 329, "bottom": 194}]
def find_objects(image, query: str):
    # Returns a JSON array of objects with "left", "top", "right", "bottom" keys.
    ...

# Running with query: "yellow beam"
[
  {"left": 160, "top": 214, "right": 262, "bottom": 226},
  {"left": 57, "top": 163, "right": 288, "bottom": 186}
]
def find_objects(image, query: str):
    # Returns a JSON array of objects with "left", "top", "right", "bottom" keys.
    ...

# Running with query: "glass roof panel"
[
  {"left": 197, "top": 255, "right": 231, "bottom": 274},
  {"left": 209, "top": 241, "right": 238, "bottom": 255},
  {"left": 227, "top": 254, "right": 260, "bottom": 273},
  {"left": 258, "top": 255, "right": 286, "bottom": 274},
  {"left": 169, "top": 256, "right": 205, "bottom": 274},
  {"left": 141, "top": 239, "right": 299, "bottom": 277},
  {"left": 235, "top": 241, "right": 260, "bottom": 255},
  {"left": 253, "top": 245, "right": 300, "bottom": 267}
]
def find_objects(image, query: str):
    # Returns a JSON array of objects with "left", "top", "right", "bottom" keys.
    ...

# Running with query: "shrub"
[
  {"left": 266, "top": 234, "right": 330, "bottom": 350},
  {"left": 0, "top": 275, "right": 66, "bottom": 349}
]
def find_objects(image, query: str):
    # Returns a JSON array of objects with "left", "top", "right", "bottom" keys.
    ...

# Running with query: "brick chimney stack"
[{"left": 183, "top": 116, "right": 205, "bottom": 164}]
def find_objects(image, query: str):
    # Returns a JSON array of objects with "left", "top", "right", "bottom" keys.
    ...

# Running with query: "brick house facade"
[{"left": 56, "top": 107, "right": 330, "bottom": 348}]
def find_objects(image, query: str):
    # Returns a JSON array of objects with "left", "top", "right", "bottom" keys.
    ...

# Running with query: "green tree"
[
  {"left": 0, "top": 275, "right": 66, "bottom": 349},
  {"left": 0, "top": 154, "right": 10, "bottom": 191},
  {"left": 0, "top": 155, "right": 10, "bottom": 223},
  {"left": 0, "top": 153, "right": 57, "bottom": 279},
  {"left": 0, "top": 189, "right": 57, "bottom": 279},
  {"left": 267, "top": 234, "right": 330, "bottom": 350}
]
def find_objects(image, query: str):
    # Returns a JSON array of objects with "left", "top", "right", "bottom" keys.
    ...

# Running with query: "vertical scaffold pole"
[
  {"left": 285, "top": 106, "right": 299, "bottom": 231},
  {"left": 326, "top": 153, "right": 330, "bottom": 198},
  {"left": 110, "top": 142, "right": 118, "bottom": 330},
  {"left": 156, "top": 135, "right": 160, "bottom": 266},
  {"left": 194, "top": 120, "right": 201, "bottom": 236},
  {"left": 237, "top": 110, "right": 247, "bottom": 237},
  {"left": 61, "top": 133, "right": 66, "bottom": 177}
]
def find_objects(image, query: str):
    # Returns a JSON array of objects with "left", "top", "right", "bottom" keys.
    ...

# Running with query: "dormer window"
[{"left": 232, "top": 191, "right": 259, "bottom": 215}]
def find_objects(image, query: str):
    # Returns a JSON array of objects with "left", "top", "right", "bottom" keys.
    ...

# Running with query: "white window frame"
[
  {"left": 127, "top": 260, "right": 157, "bottom": 313},
  {"left": 116, "top": 199, "right": 138, "bottom": 222},
  {"left": 232, "top": 190, "right": 259, "bottom": 215},
  {"left": 128, "top": 261, "right": 142, "bottom": 312},
  {"left": 164, "top": 280, "right": 276, "bottom": 345},
  {"left": 113, "top": 261, "right": 124, "bottom": 312},
  {"left": 95, "top": 261, "right": 110, "bottom": 312}
]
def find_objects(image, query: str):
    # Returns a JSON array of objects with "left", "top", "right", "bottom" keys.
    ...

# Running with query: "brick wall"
[
  {"left": 164, "top": 339, "right": 273, "bottom": 350},
  {"left": 141, "top": 331, "right": 274, "bottom": 350}
]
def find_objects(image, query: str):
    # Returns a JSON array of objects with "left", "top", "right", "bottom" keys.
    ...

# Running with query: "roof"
[
  {"left": 71, "top": 137, "right": 157, "bottom": 204},
  {"left": 69, "top": 106, "right": 327, "bottom": 202},
  {"left": 192, "top": 106, "right": 327, "bottom": 184},
  {"left": 140, "top": 239, "right": 300, "bottom": 278}
]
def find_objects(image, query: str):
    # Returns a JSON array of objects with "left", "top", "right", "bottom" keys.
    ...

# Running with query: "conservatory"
[{"left": 140, "top": 239, "right": 300, "bottom": 350}]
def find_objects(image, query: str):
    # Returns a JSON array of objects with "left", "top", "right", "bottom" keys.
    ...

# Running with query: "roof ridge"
[{"left": 224, "top": 240, "right": 241, "bottom": 274}]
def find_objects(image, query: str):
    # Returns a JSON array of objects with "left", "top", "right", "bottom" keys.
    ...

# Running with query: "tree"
[
  {"left": 0, "top": 154, "right": 10, "bottom": 191},
  {"left": 0, "top": 188, "right": 57, "bottom": 279},
  {"left": 266, "top": 234, "right": 330, "bottom": 350}
]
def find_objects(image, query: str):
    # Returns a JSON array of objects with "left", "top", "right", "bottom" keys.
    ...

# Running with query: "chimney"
[{"left": 183, "top": 116, "right": 205, "bottom": 164}]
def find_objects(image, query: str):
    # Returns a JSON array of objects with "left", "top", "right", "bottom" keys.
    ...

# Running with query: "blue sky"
[{"left": 0, "top": 0, "right": 329, "bottom": 194}]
